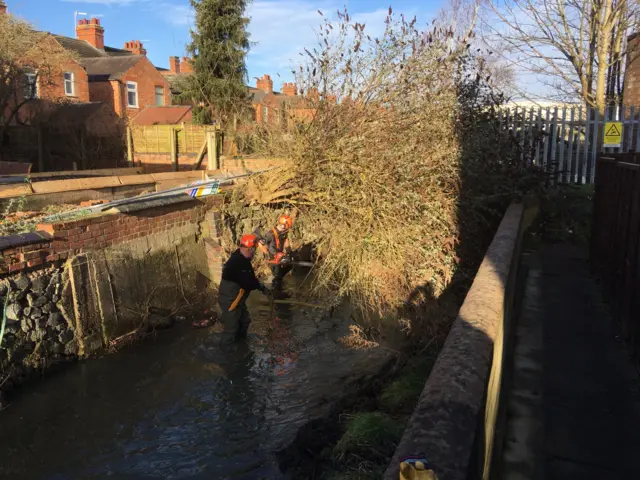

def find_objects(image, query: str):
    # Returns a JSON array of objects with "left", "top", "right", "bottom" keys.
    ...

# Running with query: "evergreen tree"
[{"left": 179, "top": 0, "right": 251, "bottom": 125}]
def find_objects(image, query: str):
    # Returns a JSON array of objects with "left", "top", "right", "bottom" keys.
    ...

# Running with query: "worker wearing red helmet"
[
  {"left": 257, "top": 214, "right": 294, "bottom": 288},
  {"left": 218, "top": 234, "right": 269, "bottom": 343}
]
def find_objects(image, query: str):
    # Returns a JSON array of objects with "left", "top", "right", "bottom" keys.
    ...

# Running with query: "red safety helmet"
[
  {"left": 278, "top": 214, "right": 293, "bottom": 230},
  {"left": 240, "top": 234, "right": 258, "bottom": 248}
]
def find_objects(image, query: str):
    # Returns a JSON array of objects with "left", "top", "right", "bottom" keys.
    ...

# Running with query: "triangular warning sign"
[{"left": 605, "top": 124, "right": 621, "bottom": 136}]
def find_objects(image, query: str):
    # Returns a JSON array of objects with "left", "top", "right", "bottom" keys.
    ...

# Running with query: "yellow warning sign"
[{"left": 603, "top": 121, "right": 623, "bottom": 148}]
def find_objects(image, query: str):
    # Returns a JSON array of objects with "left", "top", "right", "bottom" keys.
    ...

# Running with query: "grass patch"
[
  {"left": 379, "top": 354, "right": 437, "bottom": 414},
  {"left": 334, "top": 412, "right": 404, "bottom": 461}
]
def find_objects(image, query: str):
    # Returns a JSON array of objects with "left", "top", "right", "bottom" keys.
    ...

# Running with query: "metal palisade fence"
[{"left": 499, "top": 105, "right": 640, "bottom": 184}]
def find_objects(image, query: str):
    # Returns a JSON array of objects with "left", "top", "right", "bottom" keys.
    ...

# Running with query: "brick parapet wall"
[{"left": 1, "top": 195, "right": 225, "bottom": 276}]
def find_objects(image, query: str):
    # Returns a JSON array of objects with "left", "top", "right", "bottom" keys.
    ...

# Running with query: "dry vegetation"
[{"left": 223, "top": 8, "right": 544, "bottom": 332}]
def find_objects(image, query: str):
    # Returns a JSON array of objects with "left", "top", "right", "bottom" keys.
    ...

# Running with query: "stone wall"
[
  {"left": 1, "top": 266, "right": 77, "bottom": 392},
  {"left": 1, "top": 193, "right": 227, "bottom": 397}
]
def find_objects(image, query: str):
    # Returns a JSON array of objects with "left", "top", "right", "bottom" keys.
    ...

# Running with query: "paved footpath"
[{"left": 501, "top": 244, "right": 640, "bottom": 480}]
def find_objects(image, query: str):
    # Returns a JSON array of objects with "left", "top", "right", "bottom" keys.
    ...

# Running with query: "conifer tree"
[{"left": 179, "top": 0, "right": 251, "bottom": 125}]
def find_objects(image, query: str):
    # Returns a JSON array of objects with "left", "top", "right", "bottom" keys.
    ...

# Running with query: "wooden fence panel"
[
  {"left": 132, "top": 124, "right": 211, "bottom": 155},
  {"left": 592, "top": 154, "right": 640, "bottom": 364}
]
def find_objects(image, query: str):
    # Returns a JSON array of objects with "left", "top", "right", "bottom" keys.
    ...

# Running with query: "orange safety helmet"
[
  {"left": 239, "top": 234, "right": 258, "bottom": 248},
  {"left": 278, "top": 214, "right": 293, "bottom": 230}
]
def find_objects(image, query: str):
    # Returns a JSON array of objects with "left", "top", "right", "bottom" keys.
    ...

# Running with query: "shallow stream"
[{"left": 0, "top": 270, "right": 397, "bottom": 479}]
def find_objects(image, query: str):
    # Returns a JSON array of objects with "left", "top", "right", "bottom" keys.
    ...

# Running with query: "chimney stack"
[
  {"left": 282, "top": 82, "right": 297, "bottom": 96},
  {"left": 180, "top": 57, "right": 193, "bottom": 73},
  {"left": 124, "top": 40, "right": 147, "bottom": 56},
  {"left": 76, "top": 18, "right": 104, "bottom": 50},
  {"left": 0, "top": 2, "right": 7, "bottom": 14},
  {"left": 256, "top": 74, "right": 273, "bottom": 94},
  {"left": 169, "top": 56, "right": 181, "bottom": 74}
]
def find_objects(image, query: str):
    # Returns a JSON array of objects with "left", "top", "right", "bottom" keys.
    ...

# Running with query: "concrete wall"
[
  {"left": 385, "top": 203, "right": 536, "bottom": 480},
  {"left": 0, "top": 171, "right": 208, "bottom": 209},
  {"left": 0, "top": 193, "right": 226, "bottom": 394}
]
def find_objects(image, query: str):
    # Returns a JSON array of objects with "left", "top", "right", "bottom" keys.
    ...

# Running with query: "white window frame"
[
  {"left": 64, "top": 72, "right": 74, "bottom": 96},
  {"left": 126, "top": 81, "right": 139, "bottom": 108},
  {"left": 24, "top": 73, "right": 38, "bottom": 100},
  {"left": 262, "top": 106, "right": 268, "bottom": 122},
  {"left": 154, "top": 86, "right": 164, "bottom": 106}
]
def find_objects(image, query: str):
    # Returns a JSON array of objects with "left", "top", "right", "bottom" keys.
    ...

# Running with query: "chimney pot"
[
  {"left": 77, "top": 17, "right": 105, "bottom": 50},
  {"left": 180, "top": 57, "right": 193, "bottom": 73},
  {"left": 282, "top": 82, "right": 297, "bottom": 96},
  {"left": 0, "top": 1, "right": 7, "bottom": 14},
  {"left": 169, "top": 56, "right": 181, "bottom": 74},
  {"left": 257, "top": 74, "right": 273, "bottom": 94},
  {"left": 124, "top": 40, "right": 147, "bottom": 56}
]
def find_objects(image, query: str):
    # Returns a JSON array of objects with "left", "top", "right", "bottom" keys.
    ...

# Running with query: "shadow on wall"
[{"left": 0, "top": 99, "right": 125, "bottom": 172}]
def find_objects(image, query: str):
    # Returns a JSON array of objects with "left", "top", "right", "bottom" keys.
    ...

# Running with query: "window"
[
  {"left": 24, "top": 73, "right": 38, "bottom": 99},
  {"left": 155, "top": 86, "right": 164, "bottom": 106},
  {"left": 127, "top": 81, "right": 138, "bottom": 108},
  {"left": 262, "top": 106, "right": 268, "bottom": 122},
  {"left": 64, "top": 72, "right": 74, "bottom": 96}
]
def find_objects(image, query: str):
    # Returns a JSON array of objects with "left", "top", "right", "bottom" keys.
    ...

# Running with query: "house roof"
[
  {"left": 80, "top": 55, "right": 144, "bottom": 80},
  {"left": 46, "top": 102, "right": 113, "bottom": 125},
  {"left": 52, "top": 34, "right": 133, "bottom": 59},
  {"left": 131, "top": 106, "right": 193, "bottom": 125},
  {"left": 250, "top": 88, "right": 308, "bottom": 108}
]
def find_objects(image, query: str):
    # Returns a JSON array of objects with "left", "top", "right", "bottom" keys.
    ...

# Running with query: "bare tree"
[
  {"left": 481, "top": 0, "right": 640, "bottom": 112},
  {"left": 439, "top": 0, "right": 517, "bottom": 98},
  {"left": 0, "top": 12, "right": 74, "bottom": 140}
]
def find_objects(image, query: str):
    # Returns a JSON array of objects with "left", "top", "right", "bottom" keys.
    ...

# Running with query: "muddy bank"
[{"left": 0, "top": 271, "right": 399, "bottom": 479}]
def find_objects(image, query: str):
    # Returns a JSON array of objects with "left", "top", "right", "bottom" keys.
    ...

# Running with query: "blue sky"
[{"left": 11, "top": 0, "right": 442, "bottom": 90}]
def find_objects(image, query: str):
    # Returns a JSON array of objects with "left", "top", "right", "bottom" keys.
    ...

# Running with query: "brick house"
[
  {"left": 155, "top": 58, "right": 315, "bottom": 125},
  {"left": 250, "top": 74, "right": 316, "bottom": 125},
  {"left": 624, "top": 33, "right": 640, "bottom": 107},
  {"left": 157, "top": 56, "right": 194, "bottom": 96},
  {"left": 55, "top": 19, "right": 171, "bottom": 118},
  {"left": 2, "top": 1, "right": 170, "bottom": 122}
]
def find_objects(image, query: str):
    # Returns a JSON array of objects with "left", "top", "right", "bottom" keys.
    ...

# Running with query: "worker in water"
[
  {"left": 258, "top": 214, "right": 294, "bottom": 289},
  {"left": 218, "top": 234, "right": 270, "bottom": 343}
]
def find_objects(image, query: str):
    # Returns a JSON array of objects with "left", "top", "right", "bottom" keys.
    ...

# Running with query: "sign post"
[{"left": 603, "top": 121, "right": 623, "bottom": 148}]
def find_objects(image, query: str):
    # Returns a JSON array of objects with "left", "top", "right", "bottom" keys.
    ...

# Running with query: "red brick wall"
[
  {"left": 89, "top": 81, "right": 115, "bottom": 112},
  {"left": 625, "top": 35, "right": 640, "bottom": 107},
  {"left": 0, "top": 196, "right": 224, "bottom": 276},
  {"left": 119, "top": 57, "right": 171, "bottom": 118},
  {"left": 39, "top": 59, "right": 90, "bottom": 103}
]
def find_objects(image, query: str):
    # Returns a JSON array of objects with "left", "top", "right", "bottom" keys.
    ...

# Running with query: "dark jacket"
[
  {"left": 261, "top": 228, "right": 289, "bottom": 258},
  {"left": 218, "top": 249, "right": 262, "bottom": 310}
]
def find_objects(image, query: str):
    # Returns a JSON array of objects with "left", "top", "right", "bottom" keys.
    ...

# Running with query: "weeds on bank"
[
  {"left": 334, "top": 412, "right": 404, "bottom": 461},
  {"left": 537, "top": 185, "right": 594, "bottom": 246},
  {"left": 379, "top": 352, "right": 438, "bottom": 413},
  {"left": 0, "top": 198, "right": 77, "bottom": 237}
]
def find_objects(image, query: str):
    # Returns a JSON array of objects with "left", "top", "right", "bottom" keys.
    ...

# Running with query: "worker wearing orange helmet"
[
  {"left": 257, "top": 214, "right": 294, "bottom": 289},
  {"left": 218, "top": 234, "right": 270, "bottom": 343}
]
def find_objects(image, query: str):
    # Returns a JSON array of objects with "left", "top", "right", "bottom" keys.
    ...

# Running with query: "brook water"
[{"left": 0, "top": 271, "right": 396, "bottom": 479}]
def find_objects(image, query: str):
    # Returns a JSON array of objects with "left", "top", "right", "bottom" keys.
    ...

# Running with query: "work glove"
[
  {"left": 259, "top": 283, "right": 272, "bottom": 296},
  {"left": 399, "top": 458, "right": 438, "bottom": 480},
  {"left": 279, "top": 255, "right": 292, "bottom": 265}
]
